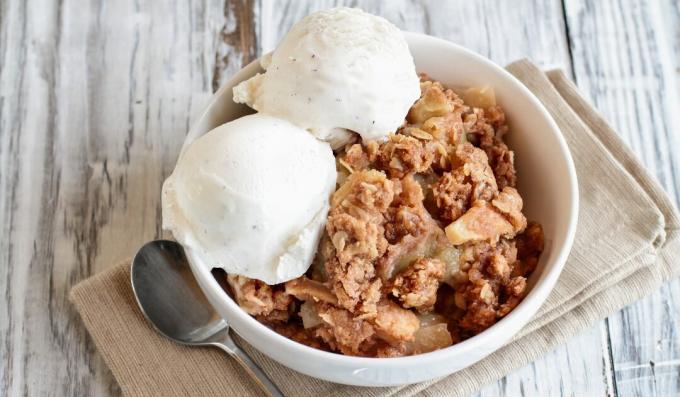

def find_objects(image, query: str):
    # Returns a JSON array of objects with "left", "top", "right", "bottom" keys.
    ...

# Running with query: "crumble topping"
[
  {"left": 224, "top": 75, "right": 544, "bottom": 357},
  {"left": 391, "top": 257, "right": 445, "bottom": 313}
]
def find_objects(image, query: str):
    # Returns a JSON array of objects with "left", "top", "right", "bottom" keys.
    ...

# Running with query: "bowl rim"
[{"left": 184, "top": 31, "right": 579, "bottom": 368}]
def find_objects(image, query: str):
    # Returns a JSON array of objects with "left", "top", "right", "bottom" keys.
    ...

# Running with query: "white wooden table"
[{"left": 1, "top": 0, "right": 678, "bottom": 395}]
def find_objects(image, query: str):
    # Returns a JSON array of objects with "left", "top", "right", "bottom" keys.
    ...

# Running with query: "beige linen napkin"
[{"left": 70, "top": 60, "right": 680, "bottom": 397}]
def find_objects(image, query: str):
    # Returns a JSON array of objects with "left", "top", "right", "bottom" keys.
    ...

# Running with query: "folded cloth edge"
[{"left": 544, "top": 68, "right": 680, "bottom": 280}]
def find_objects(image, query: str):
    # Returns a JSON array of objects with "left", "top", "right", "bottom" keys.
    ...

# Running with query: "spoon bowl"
[
  {"left": 131, "top": 240, "right": 283, "bottom": 396},
  {"left": 131, "top": 240, "right": 225, "bottom": 344}
]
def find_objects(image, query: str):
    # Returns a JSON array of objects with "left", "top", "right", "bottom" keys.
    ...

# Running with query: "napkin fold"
[{"left": 70, "top": 60, "right": 680, "bottom": 397}]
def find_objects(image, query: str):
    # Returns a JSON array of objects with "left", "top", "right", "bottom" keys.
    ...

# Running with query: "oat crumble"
[{"left": 225, "top": 75, "right": 544, "bottom": 357}]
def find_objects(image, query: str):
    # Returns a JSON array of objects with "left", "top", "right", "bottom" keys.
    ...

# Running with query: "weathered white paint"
[
  {"left": 0, "top": 0, "right": 233, "bottom": 395},
  {"left": 565, "top": 0, "right": 680, "bottom": 395},
  {"left": 0, "top": 0, "right": 677, "bottom": 395}
]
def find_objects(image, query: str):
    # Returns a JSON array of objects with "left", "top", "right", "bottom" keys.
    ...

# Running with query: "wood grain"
[
  {"left": 257, "top": 0, "right": 572, "bottom": 70},
  {"left": 0, "top": 0, "right": 235, "bottom": 394},
  {"left": 564, "top": 0, "right": 680, "bottom": 395},
  {"left": 1, "top": 0, "right": 678, "bottom": 396},
  {"left": 213, "top": 0, "right": 258, "bottom": 92}
]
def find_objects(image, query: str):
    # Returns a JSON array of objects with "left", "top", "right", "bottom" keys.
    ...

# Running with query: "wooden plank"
[
  {"left": 564, "top": 0, "right": 680, "bottom": 395},
  {"left": 252, "top": 1, "right": 610, "bottom": 396},
  {"left": 477, "top": 326, "right": 610, "bottom": 396},
  {"left": 257, "top": 0, "right": 572, "bottom": 70},
  {"left": 659, "top": 0, "right": 679, "bottom": 103},
  {"left": 0, "top": 0, "right": 251, "bottom": 395},
  {"left": 213, "top": 0, "right": 258, "bottom": 91},
  {"left": 564, "top": 0, "right": 680, "bottom": 203},
  {"left": 7, "top": 0, "right": 675, "bottom": 395}
]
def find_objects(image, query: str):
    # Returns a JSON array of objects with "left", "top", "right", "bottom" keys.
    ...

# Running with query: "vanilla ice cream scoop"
[
  {"left": 162, "top": 114, "right": 336, "bottom": 284},
  {"left": 233, "top": 7, "right": 420, "bottom": 146}
]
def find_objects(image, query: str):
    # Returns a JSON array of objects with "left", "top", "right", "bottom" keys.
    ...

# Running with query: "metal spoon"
[{"left": 131, "top": 240, "right": 283, "bottom": 397}]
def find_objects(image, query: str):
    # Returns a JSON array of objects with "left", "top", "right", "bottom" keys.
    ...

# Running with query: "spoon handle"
[{"left": 214, "top": 335, "right": 284, "bottom": 397}]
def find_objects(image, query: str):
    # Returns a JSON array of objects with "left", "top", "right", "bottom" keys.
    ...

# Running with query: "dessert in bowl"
[{"left": 163, "top": 8, "right": 578, "bottom": 386}]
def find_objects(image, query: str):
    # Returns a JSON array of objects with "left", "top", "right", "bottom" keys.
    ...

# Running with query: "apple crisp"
[{"left": 224, "top": 75, "right": 544, "bottom": 357}]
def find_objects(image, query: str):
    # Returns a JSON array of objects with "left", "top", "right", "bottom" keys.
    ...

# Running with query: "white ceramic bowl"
[{"left": 182, "top": 32, "right": 579, "bottom": 386}]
